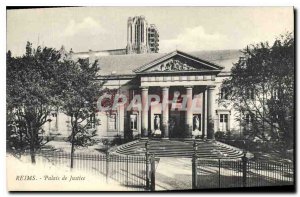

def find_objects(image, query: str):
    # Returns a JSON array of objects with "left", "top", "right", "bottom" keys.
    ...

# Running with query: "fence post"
[
  {"left": 218, "top": 158, "right": 221, "bottom": 188},
  {"left": 106, "top": 151, "right": 110, "bottom": 183},
  {"left": 126, "top": 155, "right": 129, "bottom": 186},
  {"left": 192, "top": 140, "right": 198, "bottom": 189},
  {"left": 150, "top": 154, "right": 156, "bottom": 191},
  {"left": 145, "top": 140, "right": 150, "bottom": 190},
  {"left": 242, "top": 151, "right": 248, "bottom": 187}
]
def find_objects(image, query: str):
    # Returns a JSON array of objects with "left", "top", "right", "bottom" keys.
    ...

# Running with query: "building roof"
[{"left": 94, "top": 49, "right": 242, "bottom": 76}]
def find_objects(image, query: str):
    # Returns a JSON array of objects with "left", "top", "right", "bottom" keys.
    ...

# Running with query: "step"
[{"left": 113, "top": 140, "right": 244, "bottom": 159}]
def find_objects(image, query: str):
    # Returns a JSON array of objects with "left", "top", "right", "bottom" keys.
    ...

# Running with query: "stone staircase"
[{"left": 112, "top": 139, "right": 246, "bottom": 159}]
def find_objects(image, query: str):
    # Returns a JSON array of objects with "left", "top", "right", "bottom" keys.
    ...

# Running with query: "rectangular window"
[
  {"left": 244, "top": 113, "right": 255, "bottom": 131},
  {"left": 220, "top": 114, "right": 228, "bottom": 123},
  {"left": 108, "top": 114, "right": 117, "bottom": 131},
  {"left": 219, "top": 114, "right": 229, "bottom": 131},
  {"left": 220, "top": 87, "right": 230, "bottom": 100}
]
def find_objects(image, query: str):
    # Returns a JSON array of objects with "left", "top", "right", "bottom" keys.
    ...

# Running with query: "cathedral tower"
[{"left": 126, "top": 16, "right": 150, "bottom": 54}]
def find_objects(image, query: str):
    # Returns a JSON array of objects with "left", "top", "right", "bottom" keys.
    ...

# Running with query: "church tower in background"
[{"left": 126, "top": 16, "right": 159, "bottom": 54}]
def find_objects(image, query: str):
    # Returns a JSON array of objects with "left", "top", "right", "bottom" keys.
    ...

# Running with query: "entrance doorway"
[{"left": 169, "top": 111, "right": 185, "bottom": 138}]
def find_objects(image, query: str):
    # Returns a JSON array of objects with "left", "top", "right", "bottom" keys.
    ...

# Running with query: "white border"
[{"left": 1, "top": 1, "right": 298, "bottom": 197}]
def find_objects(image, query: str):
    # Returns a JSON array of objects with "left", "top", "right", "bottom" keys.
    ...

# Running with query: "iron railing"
[
  {"left": 192, "top": 153, "right": 294, "bottom": 189},
  {"left": 36, "top": 149, "right": 156, "bottom": 191}
]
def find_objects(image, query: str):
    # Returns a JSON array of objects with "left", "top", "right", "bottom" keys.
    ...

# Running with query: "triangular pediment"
[{"left": 133, "top": 50, "right": 224, "bottom": 74}]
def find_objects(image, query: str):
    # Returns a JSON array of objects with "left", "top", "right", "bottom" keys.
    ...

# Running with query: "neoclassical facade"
[
  {"left": 132, "top": 51, "right": 223, "bottom": 140},
  {"left": 44, "top": 50, "right": 244, "bottom": 140}
]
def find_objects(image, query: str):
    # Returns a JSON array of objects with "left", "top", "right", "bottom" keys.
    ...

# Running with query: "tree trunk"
[
  {"left": 30, "top": 148, "right": 36, "bottom": 164},
  {"left": 29, "top": 123, "right": 36, "bottom": 164},
  {"left": 70, "top": 132, "right": 75, "bottom": 169},
  {"left": 70, "top": 116, "right": 77, "bottom": 169}
]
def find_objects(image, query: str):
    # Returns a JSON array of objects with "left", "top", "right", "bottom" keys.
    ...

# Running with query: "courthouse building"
[{"left": 45, "top": 49, "right": 244, "bottom": 140}]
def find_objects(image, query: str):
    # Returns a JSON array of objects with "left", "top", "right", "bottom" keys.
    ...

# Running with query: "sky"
[{"left": 7, "top": 7, "right": 294, "bottom": 56}]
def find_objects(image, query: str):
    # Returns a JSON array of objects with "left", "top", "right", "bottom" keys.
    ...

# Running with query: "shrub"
[{"left": 215, "top": 131, "right": 226, "bottom": 140}]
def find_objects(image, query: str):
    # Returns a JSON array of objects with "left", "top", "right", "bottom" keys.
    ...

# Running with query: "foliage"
[
  {"left": 6, "top": 42, "right": 62, "bottom": 162},
  {"left": 215, "top": 131, "right": 226, "bottom": 140},
  {"left": 7, "top": 42, "right": 109, "bottom": 165},
  {"left": 220, "top": 32, "right": 294, "bottom": 150},
  {"left": 57, "top": 57, "right": 106, "bottom": 168}
]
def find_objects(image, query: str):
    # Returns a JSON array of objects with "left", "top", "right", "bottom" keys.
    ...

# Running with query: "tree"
[
  {"left": 220, "top": 33, "right": 294, "bottom": 151},
  {"left": 58, "top": 58, "right": 105, "bottom": 168},
  {"left": 7, "top": 42, "right": 62, "bottom": 163}
]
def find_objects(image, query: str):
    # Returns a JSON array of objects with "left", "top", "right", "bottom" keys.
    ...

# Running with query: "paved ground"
[
  {"left": 45, "top": 141, "right": 105, "bottom": 154},
  {"left": 155, "top": 157, "right": 193, "bottom": 190}
]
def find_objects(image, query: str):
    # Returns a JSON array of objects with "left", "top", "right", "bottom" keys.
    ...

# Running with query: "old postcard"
[{"left": 6, "top": 6, "right": 295, "bottom": 191}]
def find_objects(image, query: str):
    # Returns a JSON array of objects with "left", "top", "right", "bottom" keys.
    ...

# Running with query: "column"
[
  {"left": 202, "top": 88, "right": 207, "bottom": 139},
  {"left": 162, "top": 87, "right": 169, "bottom": 139},
  {"left": 185, "top": 86, "right": 193, "bottom": 137},
  {"left": 141, "top": 87, "right": 149, "bottom": 138},
  {"left": 207, "top": 86, "right": 216, "bottom": 140}
]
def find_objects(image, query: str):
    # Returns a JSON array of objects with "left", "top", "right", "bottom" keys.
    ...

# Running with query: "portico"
[
  {"left": 139, "top": 85, "right": 216, "bottom": 139},
  {"left": 134, "top": 50, "right": 223, "bottom": 140}
]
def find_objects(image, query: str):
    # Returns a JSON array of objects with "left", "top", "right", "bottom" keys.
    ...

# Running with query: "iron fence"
[
  {"left": 36, "top": 150, "right": 156, "bottom": 191},
  {"left": 193, "top": 156, "right": 294, "bottom": 189},
  {"left": 36, "top": 152, "right": 107, "bottom": 178},
  {"left": 107, "top": 154, "right": 147, "bottom": 190},
  {"left": 246, "top": 160, "right": 293, "bottom": 187}
]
